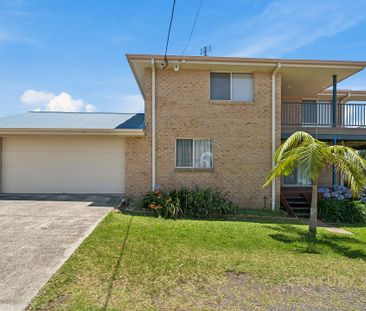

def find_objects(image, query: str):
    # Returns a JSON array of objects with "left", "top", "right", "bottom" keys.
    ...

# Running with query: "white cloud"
[
  {"left": 45, "top": 92, "right": 96, "bottom": 112},
  {"left": 223, "top": 0, "right": 366, "bottom": 57},
  {"left": 20, "top": 89, "right": 96, "bottom": 112},
  {"left": 20, "top": 89, "right": 54, "bottom": 105}
]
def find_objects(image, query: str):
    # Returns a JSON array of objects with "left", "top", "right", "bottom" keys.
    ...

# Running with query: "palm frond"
[
  {"left": 265, "top": 131, "right": 366, "bottom": 198},
  {"left": 297, "top": 141, "right": 329, "bottom": 181},
  {"left": 275, "top": 131, "right": 315, "bottom": 162},
  {"left": 329, "top": 145, "right": 366, "bottom": 195},
  {"left": 263, "top": 152, "right": 299, "bottom": 187}
]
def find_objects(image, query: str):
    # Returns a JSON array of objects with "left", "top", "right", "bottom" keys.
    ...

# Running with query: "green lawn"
[{"left": 28, "top": 212, "right": 366, "bottom": 310}]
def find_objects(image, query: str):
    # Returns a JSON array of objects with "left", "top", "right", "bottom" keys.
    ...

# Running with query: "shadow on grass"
[
  {"left": 266, "top": 224, "right": 366, "bottom": 261},
  {"left": 118, "top": 210, "right": 366, "bottom": 260},
  {"left": 120, "top": 209, "right": 366, "bottom": 231},
  {"left": 102, "top": 215, "right": 134, "bottom": 311}
]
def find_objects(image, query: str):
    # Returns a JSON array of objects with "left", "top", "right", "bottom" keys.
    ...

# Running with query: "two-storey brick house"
[
  {"left": 126, "top": 54, "right": 366, "bottom": 212},
  {"left": 1, "top": 54, "right": 366, "bottom": 214}
]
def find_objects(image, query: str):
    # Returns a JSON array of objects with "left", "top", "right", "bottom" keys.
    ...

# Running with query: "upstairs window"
[
  {"left": 176, "top": 139, "right": 213, "bottom": 168},
  {"left": 210, "top": 73, "right": 253, "bottom": 101}
]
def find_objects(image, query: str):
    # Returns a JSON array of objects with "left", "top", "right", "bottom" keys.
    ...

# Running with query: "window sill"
[
  {"left": 209, "top": 100, "right": 255, "bottom": 105},
  {"left": 175, "top": 167, "right": 214, "bottom": 172}
]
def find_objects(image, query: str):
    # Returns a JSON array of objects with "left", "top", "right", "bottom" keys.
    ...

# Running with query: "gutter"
[
  {"left": 0, "top": 128, "right": 145, "bottom": 136},
  {"left": 341, "top": 91, "right": 352, "bottom": 104},
  {"left": 130, "top": 58, "right": 364, "bottom": 70},
  {"left": 127, "top": 55, "right": 145, "bottom": 101},
  {"left": 151, "top": 58, "right": 156, "bottom": 190},
  {"left": 126, "top": 54, "right": 366, "bottom": 68},
  {"left": 271, "top": 63, "right": 281, "bottom": 211}
]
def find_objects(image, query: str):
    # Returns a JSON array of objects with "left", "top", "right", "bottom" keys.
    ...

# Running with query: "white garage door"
[{"left": 2, "top": 136, "right": 125, "bottom": 194}]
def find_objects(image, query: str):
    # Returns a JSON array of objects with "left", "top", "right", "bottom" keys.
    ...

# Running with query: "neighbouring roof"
[
  {"left": 317, "top": 89, "right": 366, "bottom": 102},
  {"left": 127, "top": 54, "right": 366, "bottom": 100},
  {"left": 0, "top": 111, "right": 145, "bottom": 131}
]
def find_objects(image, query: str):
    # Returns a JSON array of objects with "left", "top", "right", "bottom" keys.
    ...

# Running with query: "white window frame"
[
  {"left": 209, "top": 72, "right": 253, "bottom": 101},
  {"left": 175, "top": 138, "right": 213, "bottom": 169}
]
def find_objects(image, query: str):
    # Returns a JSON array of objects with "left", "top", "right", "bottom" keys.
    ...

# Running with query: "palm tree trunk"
[{"left": 309, "top": 180, "right": 318, "bottom": 235}]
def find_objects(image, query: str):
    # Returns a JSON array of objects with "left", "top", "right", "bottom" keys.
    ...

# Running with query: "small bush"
[
  {"left": 162, "top": 195, "right": 182, "bottom": 219},
  {"left": 142, "top": 187, "right": 235, "bottom": 219},
  {"left": 142, "top": 190, "right": 167, "bottom": 217},
  {"left": 169, "top": 187, "right": 235, "bottom": 217},
  {"left": 318, "top": 199, "right": 366, "bottom": 223}
]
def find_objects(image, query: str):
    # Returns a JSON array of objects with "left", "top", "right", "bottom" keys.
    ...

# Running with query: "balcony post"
[
  {"left": 332, "top": 74, "right": 337, "bottom": 128},
  {"left": 332, "top": 75, "right": 337, "bottom": 187},
  {"left": 332, "top": 136, "right": 337, "bottom": 187}
]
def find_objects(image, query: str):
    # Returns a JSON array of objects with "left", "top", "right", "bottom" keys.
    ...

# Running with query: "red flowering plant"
[
  {"left": 142, "top": 189, "right": 182, "bottom": 219},
  {"left": 142, "top": 190, "right": 165, "bottom": 216}
]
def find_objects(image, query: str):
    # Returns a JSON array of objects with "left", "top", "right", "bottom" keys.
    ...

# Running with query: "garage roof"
[
  {"left": 0, "top": 112, "right": 145, "bottom": 136},
  {"left": 0, "top": 111, "right": 144, "bottom": 130}
]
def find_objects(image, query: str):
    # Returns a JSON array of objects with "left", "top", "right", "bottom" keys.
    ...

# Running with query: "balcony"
[{"left": 281, "top": 102, "right": 366, "bottom": 141}]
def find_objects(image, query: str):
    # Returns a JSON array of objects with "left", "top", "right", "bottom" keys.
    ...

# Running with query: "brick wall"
[
  {"left": 126, "top": 67, "right": 281, "bottom": 209},
  {"left": 318, "top": 167, "right": 334, "bottom": 187},
  {"left": 125, "top": 69, "right": 152, "bottom": 198}
]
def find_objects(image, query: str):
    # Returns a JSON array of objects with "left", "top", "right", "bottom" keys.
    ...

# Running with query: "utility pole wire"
[
  {"left": 181, "top": 0, "right": 204, "bottom": 57},
  {"left": 164, "top": 0, "right": 177, "bottom": 65}
]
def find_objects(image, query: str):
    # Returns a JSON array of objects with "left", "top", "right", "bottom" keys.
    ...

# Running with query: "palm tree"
[{"left": 264, "top": 131, "right": 366, "bottom": 235}]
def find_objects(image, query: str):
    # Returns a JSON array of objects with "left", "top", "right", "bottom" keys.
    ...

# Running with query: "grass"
[
  {"left": 236, "top": 208, "right": 288, "bottom": 217},
  {"left": 28, "top": 212, "right": 366, "bottom": 310}
]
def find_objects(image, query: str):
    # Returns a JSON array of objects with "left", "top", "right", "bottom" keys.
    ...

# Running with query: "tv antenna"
[{"left": 200, "top": 45, "right": 211, "bottom": 56}]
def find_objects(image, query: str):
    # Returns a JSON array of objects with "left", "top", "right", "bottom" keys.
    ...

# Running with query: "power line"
[
  {"left": 181, "top": 0, "right": 204, "bottom": 57},
  {"left": 164, "top": 0, "right": 177, "bottom": 66}
]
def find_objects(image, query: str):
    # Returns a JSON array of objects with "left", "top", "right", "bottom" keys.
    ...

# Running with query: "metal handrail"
[
  {"left": 282, "top": 102, "right": 366, "bottom": 128},
  {"left": 338, "top": 103, "right": 366, "bottom": 128}
]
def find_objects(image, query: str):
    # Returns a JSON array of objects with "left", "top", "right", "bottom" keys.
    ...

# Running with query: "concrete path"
[
  {"left": 318, "top": 220, "right": 354, "bottom": 235},
  {"left": 0, "top": 195, "right": 116, "bottom": 311},
  {"left": 322, "top": 226, "right": 353, "bottom": 235}
]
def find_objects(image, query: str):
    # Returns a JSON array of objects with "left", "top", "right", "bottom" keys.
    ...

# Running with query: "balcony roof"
[{"left": 127, "top": 54, "right": 366, "bottom": 100}]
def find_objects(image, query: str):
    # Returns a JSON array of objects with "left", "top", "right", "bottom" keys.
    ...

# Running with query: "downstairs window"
[{"left": 176, "top": 139, "right": 213, "bottom": 168}]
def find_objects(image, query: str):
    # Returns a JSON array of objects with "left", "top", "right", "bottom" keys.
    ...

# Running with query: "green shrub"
[
  {"left": 161, "top": 196, "right": 182, "bottom": 219},
  {"left": 142, "top": 187, "right": 235, "bottom": 219},
  {"left": 168, "top": 187, "right": 235, "bottom": 217},
  {"left": 318, "top": 199, "right": 366, "bottom": 224}
]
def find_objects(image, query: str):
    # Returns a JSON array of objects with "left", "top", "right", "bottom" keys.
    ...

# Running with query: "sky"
[{"left": 1, "top": 0, "right": 366, "bottom": 117}]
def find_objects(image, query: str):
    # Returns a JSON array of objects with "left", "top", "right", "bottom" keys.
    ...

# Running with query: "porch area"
[
  {"left": 281, "top": 187, "right": 312, "bottom": 218},
  {"left": 280, "top": 97, "right": 366, "bottom": 217}
]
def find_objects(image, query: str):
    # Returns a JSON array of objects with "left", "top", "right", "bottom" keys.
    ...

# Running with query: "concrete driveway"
[{"left": 0, "top": 194, "right": 117, "bottom": 311}]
